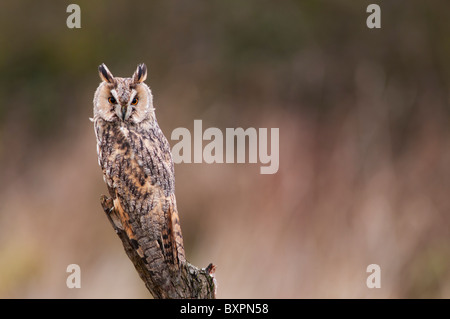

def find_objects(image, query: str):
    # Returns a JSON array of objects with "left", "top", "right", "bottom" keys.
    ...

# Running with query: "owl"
[{"left": 92, "top": 63, "right": 185, "bottom": 292}]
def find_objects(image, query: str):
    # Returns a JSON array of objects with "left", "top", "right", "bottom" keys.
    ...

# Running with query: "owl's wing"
[
  {"left": 151, "top": 193, "right": 185, "bottom": 266},
  {"left": 112, "top": 189, "right": 185, "bottom": 268}
]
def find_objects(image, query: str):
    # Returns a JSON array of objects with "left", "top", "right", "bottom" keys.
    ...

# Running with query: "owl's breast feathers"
[{"left": 95, "top": 119, "right": 185, "bottom": 269}]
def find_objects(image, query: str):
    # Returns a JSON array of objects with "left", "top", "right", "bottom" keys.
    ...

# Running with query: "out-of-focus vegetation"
[{"left": 0, "top": 0, "right": 450, "bottom": 298}]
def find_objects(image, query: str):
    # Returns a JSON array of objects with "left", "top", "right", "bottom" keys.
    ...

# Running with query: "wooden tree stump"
[{"left": 100, "top": 195, "right": 216, "bottom": 299}]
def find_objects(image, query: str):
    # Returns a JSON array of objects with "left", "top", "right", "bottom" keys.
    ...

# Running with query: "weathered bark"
[{"left": 100, "top": 195, "right": 216, "bottom": 299}]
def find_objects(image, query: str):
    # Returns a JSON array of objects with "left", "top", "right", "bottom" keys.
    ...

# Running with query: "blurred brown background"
[{"left": 0, "top": 0, "right": 450, "bottom": 298}]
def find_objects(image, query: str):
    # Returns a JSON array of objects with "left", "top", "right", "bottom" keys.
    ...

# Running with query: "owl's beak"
[{"left": 121, "top": 105, "right": 127, "bottom": 120}]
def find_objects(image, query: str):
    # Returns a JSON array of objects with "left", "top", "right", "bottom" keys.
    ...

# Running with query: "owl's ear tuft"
[
  {"left": 98, "top": 63, "right": 115, "bottom": 83},
  {"left": 133, "top": 63, "right": 147, "bottom": 83}
]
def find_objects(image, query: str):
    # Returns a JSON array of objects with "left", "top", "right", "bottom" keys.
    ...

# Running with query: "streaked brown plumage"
[{"left": 92, "top": 63, "right": 185, "bottom": 287}]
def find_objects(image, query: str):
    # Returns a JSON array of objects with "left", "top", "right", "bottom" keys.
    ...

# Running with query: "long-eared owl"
[{"left": 92, "top": 63, "right": 185, "bottom": 287}]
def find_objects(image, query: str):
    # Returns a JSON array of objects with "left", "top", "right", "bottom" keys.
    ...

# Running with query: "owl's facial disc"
[{"left": 109, "top": 87, "right": 139, "bottom": 121}]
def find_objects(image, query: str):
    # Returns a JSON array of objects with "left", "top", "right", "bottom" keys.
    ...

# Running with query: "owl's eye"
[
  {"left": 131, "top": 97, "right": 138, "bottom": 105},
  {"left": 108, "top": 96, "right": 116, "bottom": 104}
]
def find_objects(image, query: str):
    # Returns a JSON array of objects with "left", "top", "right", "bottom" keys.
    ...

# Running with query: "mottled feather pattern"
[{"left": 93, "top": 64, "right": 185, "bottom": 285}]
